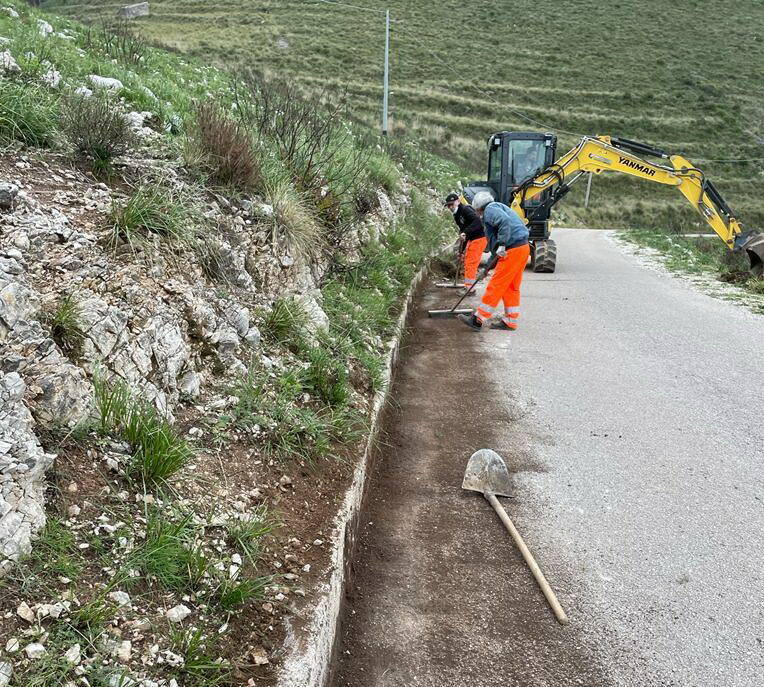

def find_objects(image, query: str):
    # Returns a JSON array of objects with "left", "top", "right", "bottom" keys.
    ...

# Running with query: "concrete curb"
[{"left": 275, "top": 261, "right": 432, "bottom": 687}]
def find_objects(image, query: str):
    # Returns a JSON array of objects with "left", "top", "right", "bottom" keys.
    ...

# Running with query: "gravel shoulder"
[{"left": 333, "top": 229, "right": 764, "bottom": 687}]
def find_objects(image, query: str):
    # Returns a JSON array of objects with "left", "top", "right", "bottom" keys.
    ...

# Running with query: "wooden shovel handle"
[{"left": 485, "top": 492, "right": 569, "bottom": 625}]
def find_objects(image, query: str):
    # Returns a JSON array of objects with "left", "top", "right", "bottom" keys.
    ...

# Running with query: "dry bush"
[
  {"left": 233, "top": 71, "right": 369, "bottom": 222},
  {"left": 82, "top": 20, "right": 147, "bottom": 67},
  {"left": 189, "top": 102, "right": 261, "bottom": 192},
  {"left": 60, "top": 95, "right": 137, "bottom": 170}
]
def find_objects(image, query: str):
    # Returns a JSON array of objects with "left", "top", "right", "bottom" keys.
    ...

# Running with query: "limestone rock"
[
  {"left": 119, "top": 2, "right": 150, "bottom": 20},
  {"left": 0, "top": 662, "right": 10, "bottom": 687},
  {"left": 0, "top": 182, "right": 19, "bottom": 209},
  {"left": 24, "top": 642, "right": 46, "bottom": 659},
  {"left": 1, "top": 373, "right": 55, "bottom": 571},
  {"left": 64, "top": 643, "right": 81, "bottom": 665},
  {"left": 165, "top": 603, "right": 191, "bottom": 623},
  {"left": 108, "top": 591, "right": 131, "bottom": 608},
  {"left": 37, "top": 20, "right": 54, "bottom": 37},
  {"left": 0, "top": 50, "right": 19, "bottom": 75},
  {"left": 4, "top": 320, "right": 93, "bottom": 429},
  {"left": 87, "top": 74, "right": 123, "bottom": 91}
]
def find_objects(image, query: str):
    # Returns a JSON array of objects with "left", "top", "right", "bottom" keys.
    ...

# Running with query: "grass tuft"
[
  {"left": 42, "top": 293, "right": 83, "bottom": 356},
  {"left": 0, "top": 80, "right": 59, "bottom": 147},
  {"left": 263, "top": 297, "right": 310, "bottom": 351},
  {"left": 109, "top": 185, "right": 192, "bottom": 250},
  {"left": 93, "top": 377, "right": 192, "bottom": 484},
  {"left": 127, "top": 508, "right": 207, "bottom": 592},
  {"left": 265, "top": 181, "right": 325, "bottom": 261},
  {"left": 226, "top": 508, "right": 275, "bottom": 562}
]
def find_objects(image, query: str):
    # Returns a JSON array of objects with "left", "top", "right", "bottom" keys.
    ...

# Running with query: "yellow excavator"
[{"left": 464, "top": 132, "right": 764, "bottom": 275}]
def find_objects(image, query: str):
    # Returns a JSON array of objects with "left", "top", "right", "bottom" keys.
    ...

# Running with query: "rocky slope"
[{"left": 0, "top": 3, "right": 452, "bottom": 685}]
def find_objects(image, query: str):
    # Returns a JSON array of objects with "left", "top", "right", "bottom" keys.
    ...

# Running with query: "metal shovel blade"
[{"left": 462, "top": 449, "right": 513, "bottom": 498}]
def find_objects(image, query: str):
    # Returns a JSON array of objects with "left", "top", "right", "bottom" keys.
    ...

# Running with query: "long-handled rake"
[{"left": 428, "top": 255, "right": 497, "bottom": 318}]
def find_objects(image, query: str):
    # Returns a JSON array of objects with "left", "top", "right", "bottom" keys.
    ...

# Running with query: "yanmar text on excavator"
[{"left": 463, "top": 132, "right": 764, "bottom": 275}]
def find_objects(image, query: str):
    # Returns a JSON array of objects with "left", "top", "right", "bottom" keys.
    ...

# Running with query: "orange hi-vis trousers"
[
  {"left": 475, "top": 243, "right": 531, "bottom": 329},
  {"left": 463, "top": 236, "right": 488, "bottom": 289}
]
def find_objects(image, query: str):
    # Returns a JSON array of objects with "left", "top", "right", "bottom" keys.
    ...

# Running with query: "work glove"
[
  {"left": 496, "top": 245, "right": 507, "bottom": 258},
  {"left": 476, "top": 255, "right": 500, "bottom": 282}
]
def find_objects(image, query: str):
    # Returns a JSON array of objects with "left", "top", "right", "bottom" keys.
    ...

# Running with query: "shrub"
[
  {"left": 0, "top": 81, "right": 58, "bottom": 147},
  {"left": 234, "top": 71, "right": 368, "bottom": 222},
  {"left": 60, "top": 95, "right": 137, "bottom": 170},
  {"left": 82, "top": 20, "right": 148, "bottom": 67},
  {"left": 188, "top": 102, "right": 260, "bottom": 192},
  {"left": 109, "top": 185, "right": 191, "bottom": 249}
]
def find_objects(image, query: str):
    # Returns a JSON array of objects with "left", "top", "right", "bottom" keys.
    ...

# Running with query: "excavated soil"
[{"left": 331, "top": 283, "right": 614, "bottom": 687}]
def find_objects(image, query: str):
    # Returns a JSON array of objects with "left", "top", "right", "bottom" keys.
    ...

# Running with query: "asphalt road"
[{"left": 333, "top": 229, "right": 764, "bottom": 687}]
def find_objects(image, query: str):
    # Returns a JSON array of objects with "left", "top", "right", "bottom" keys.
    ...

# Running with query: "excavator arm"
[{"left": 509, "top": 135, "right": 764, "bottom": 275}]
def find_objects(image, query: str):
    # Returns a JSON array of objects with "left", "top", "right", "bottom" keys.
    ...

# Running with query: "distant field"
[{"left": 45, "top": 0, "right": 764, "bottom": 231}]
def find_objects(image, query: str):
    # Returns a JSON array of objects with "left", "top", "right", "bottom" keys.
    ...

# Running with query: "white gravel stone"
[
  {"left": 64, "top": 643, "right": 81, "bottom": 665},
  {"left": 0, "top": 50, "right": 19, "bottom": 74},
  {"left": 16, "top": 601, "right": 34, "bottom": 623},
  {"left": 108, "top": 591, "right": 132, "bottom": 607},
  {"left": 24, "top": 642, "right": 46, "bottom": 659},
  {"left": 116, "top": 640, "right": 132, "bottom": 662},
  {"left": 165, "top": 604, "right": 191, "bottom": 623},
  {"left": 0, "top": 662, "right": 10, "bottom": 687}
]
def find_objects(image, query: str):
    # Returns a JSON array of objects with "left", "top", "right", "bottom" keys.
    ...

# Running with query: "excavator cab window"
[
  {"left": 508, "top": 139, "right": 547, "bottom": 187},
  {"left": 488, "top": 140, "right": 503, "bottom": 185}
]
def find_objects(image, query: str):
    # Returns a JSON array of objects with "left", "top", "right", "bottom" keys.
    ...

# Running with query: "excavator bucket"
[{"left": 738, "top": 232, "right": 764, "bottom": 277}]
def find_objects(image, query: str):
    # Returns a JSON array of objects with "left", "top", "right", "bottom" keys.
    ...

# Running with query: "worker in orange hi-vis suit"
[
  {"left": 443, "top": 193, "right": 487, "bottom": 295},
  {"left": 458, "top": 191, "right": 530, "bottom": 332}
]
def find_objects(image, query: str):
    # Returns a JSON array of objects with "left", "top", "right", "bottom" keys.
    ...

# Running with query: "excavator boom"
[{"left": 509, "top": 135, "right": 764, "bottom": 276}]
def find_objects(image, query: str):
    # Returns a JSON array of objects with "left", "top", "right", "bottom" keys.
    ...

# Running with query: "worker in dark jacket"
[
  {"left": 443, "top": 193, "right": 486, "bottom": 294},
  {"left": 457, "top": 191, "right": 530, "bottom": 332}
]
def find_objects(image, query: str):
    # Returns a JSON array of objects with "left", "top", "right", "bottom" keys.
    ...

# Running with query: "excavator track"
[{"left": 531, "top": 239, "right": 557, "bottom": 273}]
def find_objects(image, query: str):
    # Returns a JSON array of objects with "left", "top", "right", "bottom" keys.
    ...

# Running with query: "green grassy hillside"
[{"left": 46, "top": 0, "right": 764, "bottom": 233}]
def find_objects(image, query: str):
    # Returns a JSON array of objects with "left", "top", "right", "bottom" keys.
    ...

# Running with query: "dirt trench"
[{"left": 329, "top": 281, "right": 613, "bottom": 687}]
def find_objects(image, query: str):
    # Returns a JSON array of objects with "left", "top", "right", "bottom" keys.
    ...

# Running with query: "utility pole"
[{"left": 382, "top": 8, "right": 390, "bottom": 135}]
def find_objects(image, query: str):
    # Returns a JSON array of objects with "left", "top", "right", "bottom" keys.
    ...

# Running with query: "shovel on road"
[{"left": 462, "top": 449, "right": 569, "bottom": 625}]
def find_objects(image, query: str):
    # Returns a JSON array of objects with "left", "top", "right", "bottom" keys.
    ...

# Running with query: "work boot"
[
  {"left": 457, "top": 313, "right": 482, "bottom": 331},
  {"left": 458, "top": 287, "right": 476, "bottom": 298},
  {"left": 489, "top": 320, "right": 517, "bottom": 331}
]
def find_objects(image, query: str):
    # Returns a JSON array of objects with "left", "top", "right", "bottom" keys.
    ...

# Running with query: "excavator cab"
[{"left": 466, "top": 131, "right": 559, "bottom": 272}]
